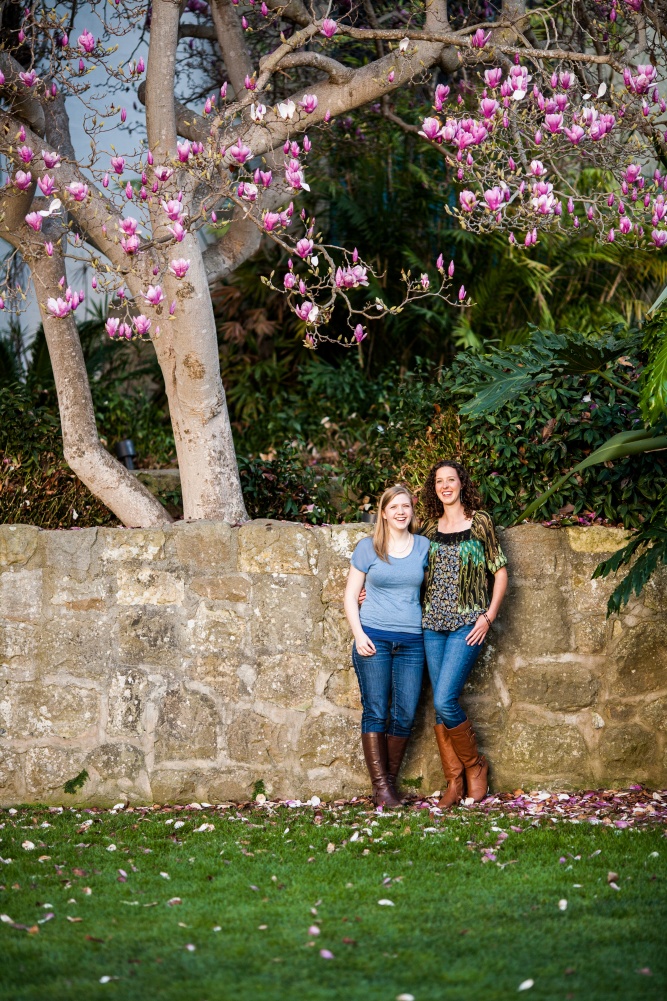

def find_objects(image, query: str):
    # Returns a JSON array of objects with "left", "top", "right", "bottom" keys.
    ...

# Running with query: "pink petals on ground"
[{"left": 319, "top": 948, "right": 334, "bottom": 959}]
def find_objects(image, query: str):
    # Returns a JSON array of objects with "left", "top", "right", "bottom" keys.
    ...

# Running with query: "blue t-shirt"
[{"left": 350, "top": 534, "right": 430, "bottom": 635}]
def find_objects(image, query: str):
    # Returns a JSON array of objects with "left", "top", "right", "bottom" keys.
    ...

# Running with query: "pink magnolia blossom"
[
  {"left": 295, "top": 300, "right": 319, "bottom": 323},
  {"left": 238, "top": 181, "right": 258, "bottom": 201},
  {"left": 133, "top": 315, "right": 152, "bottom": 336},
  {"left": 484, "top": 68, "right": 503, "bottom": 89},
  {"left": 47, "top": 297, "right": 72, "bottom": 317},
  {"left": 295, "top": 238, "right": 314, "bottom": 259},
  {"left": 458, "top": 286, "right": 466, "bottom": 300},
  {"left": 119, "top": 217, "right": 139, "bottom": 235},
  {"left": 44, "top": 241, "right": 53, "bottom": 256},
  {"left": 19, "top": 69, "right": 37, "bottom": 87},
  {"left": 169, "top": 221, "right": 186, "bottom": 242},
  {"left": 37, "top": 175, "right": 57, "bottom": 196},
  {"left": 154, "top": 166, "right": 174, "bottom": 182},
  {"left": 625, "top": 164, "right": 642, "bottom": 184},
  {"left": 420, "top": 273, "right": 430, "bottom": 290},
  {"left": 529, "top": 160, "right": 546, "bottom": 177},
  {"left": 434, "top": 83, "right": 450, "bottom": 110},
  {"left": 43, "top": 151, "right": 61, "bottom": 169},
  {"left": 470, "top": 28, "right": 490, "bottom": 48},
  {"left": 283, "top": 272, "right": 296, "bottom": 288},
  {"left": 285, "top": 158, "right": 309, "bottom": 192},
  {"left": 480, "top": 98, "right": 499, "bottom": 120},
  {"left": 619, "top": 216, "right": 633, "bottom": 235},
  {"left": 250, "top": 102, "right": 267, "bottom": 123},
  {"left": 545, "top": 113, "right": 563, "bottom": 134},
  {"left": 161, "top": 199, "right": 184, "bottom": 221},
  {"left": 300, "top": 94, "right": 318, "bottom": 114},
  {"left": 484, "top": 187, "right": 505, "bottom": 211},
  {"left": 143, "top": 285, "right": 164, "bottom": 306},
  {"left": 13, "top": 170, "right": 32, "bottom": 191},
  {"left": 335, "top": 264, "right": 369, "bottom": 289},
  {"left": 320, "top": 18, "right": 337, "bottom": 37},
  {"left": 459, "top": 190, "right": 478, "bottom": 212},
  {"left": 354, "top": 324, "right": 366, "bottom": 343},
  {"left": 78, "top": 29, "right": 95, "bottom": 53},
  {"left": 67, "top": 182, "right": 89, "bottom": 201},
  {"left": 244, "top": 74, "right": 256, "bottom": 91},
  {"left": 419, "top": 117, "right": 442, "bottom": 142},
  {"left": 169, "top": 258, "right": 190, "bottom": 278},
  {"left": 564, "top": 124, "right": 585, "bottom": 145},
  {"left": 25, "top": 212, "right": 42, "bottom": 231},
  {"left": 120, "top": 234, "right": 140, "bottom": 254},
  {"left": 229, "top": 139, "right": 252, "bottom": 165},
  {"left": 448, "top": 260, "right": 455, "bottom": 277},
  {"left": 105, "top": 318, "right": 121, "bottom": 337},
  {"left": 111, "top": 156, "right": 125, "bottom": 174},
  {"left": 607, "top": 228, "right": 616, "bottom": 243},
  {"left": 278, "top": 99, "right": 296, "bottom": 120},
  {"left": 436, "top": 253, "right": 444, "bottom": 270},
  {"left": 623, "top": 0, "right": 643, "bottom": 9},
  {"left": 177, "top": 140, "right": 191, "bottom": 162},
  {"left": 18, "top": 145, "right": 34, "bottom": 163},
  {"left": 263, "top": 212, "right": 281, "bottom": 232},
  {"left": 387, "top": 71, "right": 395, "bottom": 83}
]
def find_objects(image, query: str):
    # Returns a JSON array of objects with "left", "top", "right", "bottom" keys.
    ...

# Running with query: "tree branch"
[
  {"left": 0, "top": 51, "right": 45, "bottom": 136},
  {"left": 210, "top": 0, "right": 255, "bottom": 97},
  {"left": 278, "top": 50, "right": 355, "bottom": 84}
]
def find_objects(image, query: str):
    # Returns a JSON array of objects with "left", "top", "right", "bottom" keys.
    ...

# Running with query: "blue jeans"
[
  {"left": 352, "top": 637, "right": 425, "bottom": 737},
  {"left": 424, "top": 626, "right": 484, "bottom": 728}
]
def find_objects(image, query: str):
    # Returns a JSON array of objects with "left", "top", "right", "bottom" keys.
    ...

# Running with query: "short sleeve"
[
  {"left": 476, "top": 512, "right": 508, "bottom": 573},
  {"left": 351, "top": 537, "right": 374, "bottom": 573},
  {"left": 417, "top": 533, "right": 430, "bottom": 568}
]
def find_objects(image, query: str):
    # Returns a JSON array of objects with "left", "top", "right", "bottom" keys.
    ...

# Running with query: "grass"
[{"left": 0, "top": 801, "right": 665, "bottom": 1001}]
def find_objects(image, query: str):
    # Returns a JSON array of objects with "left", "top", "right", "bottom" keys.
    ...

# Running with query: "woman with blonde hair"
[{"left": 344, "top": 485, "right": 430, "bottom": 807}]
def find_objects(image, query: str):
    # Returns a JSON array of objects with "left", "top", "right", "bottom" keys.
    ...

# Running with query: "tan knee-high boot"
[
  {"left": 448, "top": 719, "right": 488, "bottom": 802},
  {"left": 433, "top": 724, "right": 465, "bottom": 808}
]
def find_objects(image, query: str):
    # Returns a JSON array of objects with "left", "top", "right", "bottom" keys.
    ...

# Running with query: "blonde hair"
[{"left": 372, "top": 484, "right": 418, "bottom": 561}]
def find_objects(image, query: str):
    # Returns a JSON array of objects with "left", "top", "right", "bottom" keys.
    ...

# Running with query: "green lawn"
[{"left": 0, "top": 799, "right": 665, "bottom": 1001}]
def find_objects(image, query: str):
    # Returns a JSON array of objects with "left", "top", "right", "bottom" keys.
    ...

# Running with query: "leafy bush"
[{"left": 238, "top": 443, "right": 339, "bottom": 523}]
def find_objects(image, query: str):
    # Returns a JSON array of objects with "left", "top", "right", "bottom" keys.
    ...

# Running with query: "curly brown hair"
[{"left": 421, "top": 460, "right": 482, "bottom": 520}]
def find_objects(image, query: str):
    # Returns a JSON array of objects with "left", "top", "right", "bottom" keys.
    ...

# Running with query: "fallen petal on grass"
[
  {"left": 319, "top": 949, "right": 334, "bottom": 959},
  {"left": 378, "top": 899, "right": 395, "bottom": 906},
  {"left": 518, "top": 980, "right": 534, "bottom": 991},
  {"left": 558, "top": 900, "right": 568, "bottom": 911}
]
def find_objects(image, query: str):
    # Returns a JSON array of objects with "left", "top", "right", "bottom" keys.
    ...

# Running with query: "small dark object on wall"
[{"left": 115, "top": 439, "right": 137, "bottom": 470}]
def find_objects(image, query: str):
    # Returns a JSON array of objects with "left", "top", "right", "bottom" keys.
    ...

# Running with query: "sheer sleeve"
[{"left": 474, "top": 511, "right": 508, "bottom": 574}]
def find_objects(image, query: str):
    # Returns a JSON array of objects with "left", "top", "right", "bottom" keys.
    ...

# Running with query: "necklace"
[{"left": 389, "top": 535, "right": 412, "bottom": 555}]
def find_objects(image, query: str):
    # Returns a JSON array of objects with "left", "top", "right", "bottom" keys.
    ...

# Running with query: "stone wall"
[{"left": 1, "top": 520, "right": 666, "bottom": 805}]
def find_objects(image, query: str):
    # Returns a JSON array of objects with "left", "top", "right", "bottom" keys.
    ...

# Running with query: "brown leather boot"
[
  {"left": 386, "top": 735, "right": 409, "bottom": 800},
  {"left": 448, "top": 719, "right": 488, "bottom": 802},
  {"left": 361, "top": 733, "right": 402, "bottom": 808},
  {"left": 433, "top": 723, "right": 465, "bottom": 809}
]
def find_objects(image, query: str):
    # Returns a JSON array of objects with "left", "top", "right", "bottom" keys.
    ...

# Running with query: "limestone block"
[
  {"left": 86, "top": 742, "right": 145, "bottom": 780},
  {"left": 458, "top": 698, "right": 508, "bottom": 753},
  {"left": 150, "top": 767, "right": 252, "bottom": 805},
  {"left": 495, "top": 719, "right": 589, "bottom": 780},
  {"left": 189, "top": 601, "right": 248, "bottom": 657},
  {"left": 502, "top": 525, "right": 564, "bottom": 580},
  {"left": 40, "top": 613, "right": 116, "bottom": 676},
  {"left": 297, "top": 712, "right": 360, "bottom": 769},
  {"left": 643, "top": 696, "right": 667, "bottom": 732},
  {"left": 0, "top": 525, "right": 40, "bottom": 569},
  {"left": 238, "top": 520, "right": 319, "bottom": 575},
  {"left": 642, "top": 566, "right": 667, "bottom": 612},
  {"left": 0, "top": 749, "right": 21, "bottom": 799},
  {"left": 0, "top": 569, "right": 43, "bottom": 622},
  {"left": 2, "top": 682, "right": 99, "bottom": 739},
  {"left": 49, "top": 576, "right": 108, "bottom": 612},
  {"left": 24, "top": 746, "right": 87, "bottom": 796},
  {"left": 597, "top": 724, "right": 657, "bottom": 778},
  {"left": 321, "top": 604, "right": 352, "bottom": 664},
  {"left": 44, "top": 528, "right": 97, "bottom": 578},
  {"left": 250, "top": 576, "right": 322, "bottom": 654},
  {"left": 254, "top": 653, "right": 319, "bottom": 710},
  {"left": 154, "top": 687, "right": 219, "bottom": 762},
  {"left": 508, "top": 663, "right": 599, "bottom": 711},
  {"left": 325, "top": 667, "right": 363, "bottom": 711},
  {"left": 0, "top": 621, "right": 39, "bottom": 678},
  {"left": 320, "top": 525, "right": 371, "bottom": 602},
  {"left": 496, "top": 583, "right": 570, "bottom": 657},
  {"left": 116, "top": 566, "right": 185, "bottom": 606},
  {"left": 566, "top": 526, "right": 631, "bottom": 553},
  {"left": 226, "top": 709, "right": 292, "bottom": 767},
  {"left": 189, "top": 575, "right": 251, "bottom": 602},
  {"left": 107, "top": 670, "right": 149, "bottom": 737},
  {"left": 98, "top": 528, "right": 166, "bottom": 563},
  {"left": 116, "top": 605, "right": 185, "bottom": 669},
  {"left": 173, "top": 521, "right": 235, "bottom": 573},
  {"left": 613, "top": 622, "right": 667, "bottom": 694},
  {"left": 464, "top": 644, "right": 498, "bottom": 698}
]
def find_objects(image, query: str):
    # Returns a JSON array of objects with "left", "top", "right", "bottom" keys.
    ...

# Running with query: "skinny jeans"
[
  {"left": 352, "top": 636, "right": 425, "bottom": 737},
  {"left": 423, "top": 626, "right": 485, "bottom": 728}
]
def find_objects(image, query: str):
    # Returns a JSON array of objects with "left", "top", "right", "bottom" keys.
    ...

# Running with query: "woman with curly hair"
[{"left": 420, "top": 460, "right": 508, "bottom": 808}]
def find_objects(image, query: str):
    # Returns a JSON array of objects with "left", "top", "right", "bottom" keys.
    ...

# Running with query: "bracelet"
[{"left": 482, "top": 611, "right": 492, "bottom": 627}]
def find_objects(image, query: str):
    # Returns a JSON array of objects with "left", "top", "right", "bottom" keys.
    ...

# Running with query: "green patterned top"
[{"left": 420, "top": 511, "right": 507, "bottom": 631}]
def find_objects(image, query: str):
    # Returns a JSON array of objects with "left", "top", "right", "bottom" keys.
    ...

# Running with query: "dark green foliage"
[
  {"left": 238, "top": 443, "right": 339, "bottom": 524},
  {"left": 593, "top": 485, "right": 667, "bottom": 615},
  {"left": 251, "top": 779, "right": 266, "bottom": 799},
  {"left": 63, "top": 770, "right": 89, "bottom": 795}
]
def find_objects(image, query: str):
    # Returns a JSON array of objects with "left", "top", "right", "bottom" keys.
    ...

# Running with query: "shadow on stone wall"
[{"left": 0, "top": 520, "right": 665, "bottom": 805}]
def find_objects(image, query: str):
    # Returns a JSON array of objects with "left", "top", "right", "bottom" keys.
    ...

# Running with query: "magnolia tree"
[{"left": 1, "top": 0, "right": 666, "bottom": 526}]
